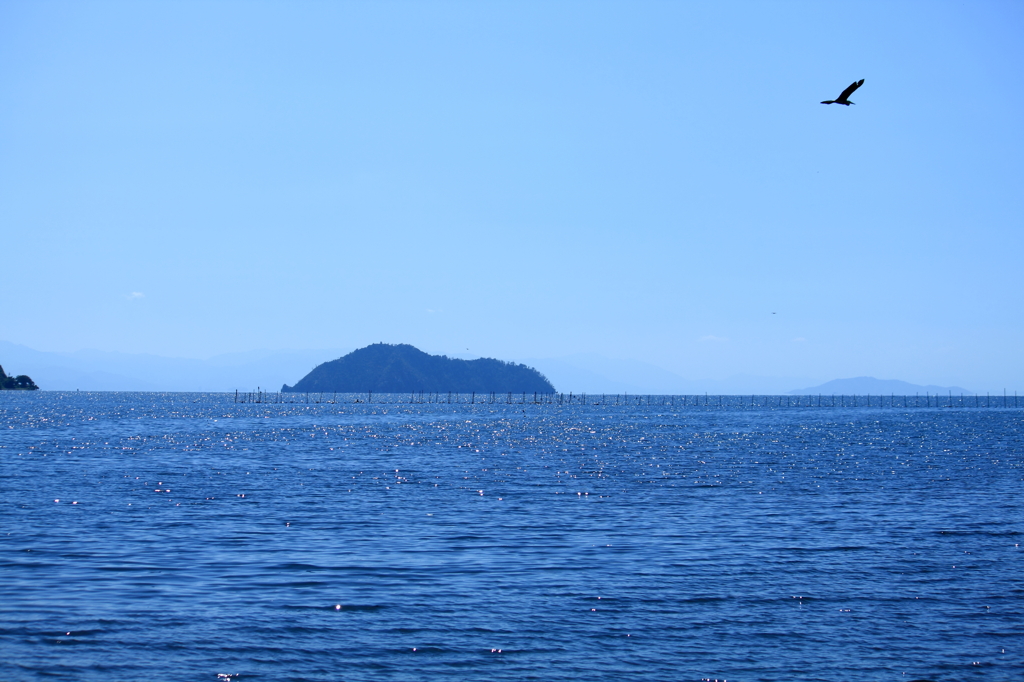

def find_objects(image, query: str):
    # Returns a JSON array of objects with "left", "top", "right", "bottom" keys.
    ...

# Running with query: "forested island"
[
  {"left": 0, "top": 364, "right": 39, "bottom": 390},
  {"left": 282, "top": 343, "right": 555, "bottom": 394}
]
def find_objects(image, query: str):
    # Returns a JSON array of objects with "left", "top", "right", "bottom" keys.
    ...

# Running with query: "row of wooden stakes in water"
[{"left": 233, "top": 389, "right": 1020, "bottom": 409}]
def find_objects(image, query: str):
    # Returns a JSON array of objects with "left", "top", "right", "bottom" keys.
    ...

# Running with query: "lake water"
[{"left": 1, "top": 392, "right": 1022, "bottom": 681}]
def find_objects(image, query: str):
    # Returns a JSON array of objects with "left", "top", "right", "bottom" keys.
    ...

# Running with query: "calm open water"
[{"left": 1, "top": 392, "right": 1022, "bottom": 682}]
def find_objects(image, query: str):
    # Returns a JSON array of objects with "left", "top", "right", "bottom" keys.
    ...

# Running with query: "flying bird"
[{"left": 821, "top": 79, "right": 864, "bottom": 106}]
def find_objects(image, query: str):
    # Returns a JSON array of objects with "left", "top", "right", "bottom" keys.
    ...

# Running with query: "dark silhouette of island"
[
  {"left": 282, "top": 343, "right": 556, "bottom": 394},
  {"left": 0, "top": 364, "right": 39, "bottom": 390}
]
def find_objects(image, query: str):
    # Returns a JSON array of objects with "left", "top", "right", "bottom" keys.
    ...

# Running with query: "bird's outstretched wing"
[{"left": 837, "top": 79, "right": 864, "bottom": 103}]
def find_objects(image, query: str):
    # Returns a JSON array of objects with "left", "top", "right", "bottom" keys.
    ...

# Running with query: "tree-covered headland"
[
  {"left": 0, "top": 364, "right": 39, "bottom": 390},
  {"left": 282, "top": 343, "right": 555, "bottom": 394}
]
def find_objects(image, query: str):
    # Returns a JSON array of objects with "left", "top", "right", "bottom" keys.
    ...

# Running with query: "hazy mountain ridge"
[
  {"left": 1, "top": 340, "right": 979, "bottom": 396},
  {"left": 789, "top": 377, "right": 974, "bottom": 396},
  {"left": 517, "top": 353, "right": 817, "bottom": 395},
  {"left": 0, "top": 341, "right": 347, "bottom": 392}
]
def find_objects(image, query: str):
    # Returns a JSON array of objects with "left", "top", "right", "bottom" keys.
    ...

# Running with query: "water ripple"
[{"left": 1, "top": 392, "right": 1022, "bottom": 680}]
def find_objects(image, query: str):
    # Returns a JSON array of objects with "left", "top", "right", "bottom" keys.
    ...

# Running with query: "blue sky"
[{"left": 1, "top": 0, "right": 1022, "bottom": 391}]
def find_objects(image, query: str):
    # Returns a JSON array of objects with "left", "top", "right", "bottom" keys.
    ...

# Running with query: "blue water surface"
[{"left": 1, "top": 392, "right": 1022, "bottom": 681}]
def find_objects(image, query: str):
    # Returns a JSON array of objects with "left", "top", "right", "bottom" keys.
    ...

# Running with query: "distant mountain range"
[
  {"left": 5, "top": 341, "right": 808, "bottom": 394},
  {"left": 0, "top": 340, "right": 346, "bottom": 392},
  {"left": 284, "top": 343, "right": 554, "bottom": 394},
  {"left": 515, "top": 353, "right": 815, "bottom": 396},
  {"left": 0, "top": 340, "right": 979, "bottom": 396},
  {"left": 789, "top": 377, "right": 974, "bottom": 396}
]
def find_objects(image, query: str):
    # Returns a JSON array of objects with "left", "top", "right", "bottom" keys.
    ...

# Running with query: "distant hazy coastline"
[
  {"left": 789, "top": 377, "right": 974, "bottom": 396},
  {"left": 0, "top": 340, "right": 981, "bottom": 396}
]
